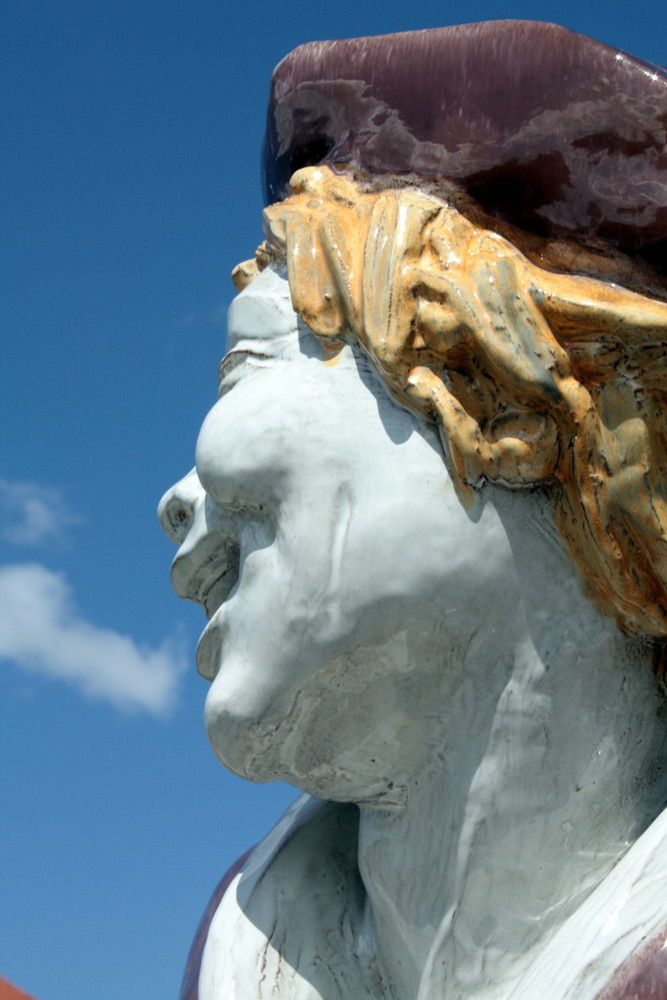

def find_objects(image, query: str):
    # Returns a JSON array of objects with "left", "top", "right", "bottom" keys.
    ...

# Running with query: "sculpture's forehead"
[
  {"left": 225, "top": 267, "right": 331, "bottom": 367},
  {"left": 263, "top": 21, "right": 667, "bottom": 269},
  {"left": 227, "top": 268, "right": 297, "bottom": 348}
]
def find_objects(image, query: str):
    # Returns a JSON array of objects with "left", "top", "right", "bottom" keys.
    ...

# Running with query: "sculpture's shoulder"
[
  {"left": 182, "top": 795, "right": 388, "bottom": 1000},
  {"left": 508, "top": 807, "right": 667, "bottom": 1000},
  {"left": 178, "top": 845, "right": 254, "bottom": 1000},
  {"left": 181, "top": 804, "right": 667, "bottom": 1000}
]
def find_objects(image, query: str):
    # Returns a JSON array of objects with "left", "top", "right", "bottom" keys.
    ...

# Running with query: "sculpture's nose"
[{"left": 158, "top": 469, "right": 203, "bottom": 545}]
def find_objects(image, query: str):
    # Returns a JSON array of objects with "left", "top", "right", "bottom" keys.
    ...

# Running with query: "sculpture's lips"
[
  {"left": 193, "top": 551, "right": 240, "bottom": 681},
  {"left": 170, "top": 531, "right": 240, "bottom": 617},
  {"left": 201, "top": 562, "right": 238, "bottom": 620},
  {"left": 168, "top": 521, "right": 241, "bottom": 680},
  {"left": 196, "top": 607, "right": 227, "bottom": 682},
  {"left": 218, "top": 349, "right": 271, "bottom": 396}
]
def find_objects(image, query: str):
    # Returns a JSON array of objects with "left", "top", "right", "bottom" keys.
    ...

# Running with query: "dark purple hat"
[{"left": 263, "top": 21, "right": 667, "bottom": 273}]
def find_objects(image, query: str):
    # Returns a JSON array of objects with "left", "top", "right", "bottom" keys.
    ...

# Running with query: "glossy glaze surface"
[
  {"left": 264, "top": 21, "right": 667, "bottom": 279},
  {"left": 162, "top": 22, "right": 667, "bottom": 1000}
]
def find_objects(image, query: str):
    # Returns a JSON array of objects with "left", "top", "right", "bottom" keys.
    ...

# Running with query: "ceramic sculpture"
[{"left": 159, "top": 22, "right": 667, "bottom": 1000}]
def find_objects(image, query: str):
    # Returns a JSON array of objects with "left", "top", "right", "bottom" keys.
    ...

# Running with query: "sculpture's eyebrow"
[
  {"left": 217, "top": 348, "right": 272, "bottom": 380},
  {"left": 216, "top": 349, "right": 275, "bottom": 399}
]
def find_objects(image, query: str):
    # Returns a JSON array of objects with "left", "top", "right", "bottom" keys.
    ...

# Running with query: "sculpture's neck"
[{"left": 356, "top": 489, "right": 666, "bottom": 1000}]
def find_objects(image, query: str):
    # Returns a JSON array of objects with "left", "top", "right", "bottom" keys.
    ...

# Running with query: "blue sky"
[{"left": 1, "top": 2, "right": 665, "bottom": 998}]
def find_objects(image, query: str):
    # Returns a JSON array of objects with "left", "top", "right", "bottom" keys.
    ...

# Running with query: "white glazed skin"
[{"left": 159, "top": 268, "right": 667, "bottom": 1000}]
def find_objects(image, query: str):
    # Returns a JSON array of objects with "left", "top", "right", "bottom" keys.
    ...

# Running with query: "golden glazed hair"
[{"left": 236, "top": 167, "right": 667, "bottom": 645}]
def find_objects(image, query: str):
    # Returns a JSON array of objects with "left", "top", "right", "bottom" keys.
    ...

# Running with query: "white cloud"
[
  {"left": 0, "top": 478, "right": 79, "bottom": 546},
  {"left": 0, "top": 563, "right": 186, "bottom": 715}
]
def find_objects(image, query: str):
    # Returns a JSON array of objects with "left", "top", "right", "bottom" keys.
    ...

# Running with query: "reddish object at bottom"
[
  {"left": 0, "top": 976, "right": 40, "bottom": 1000},
  {"left": 178, "top": 847, "right": 255, "bottom": 1000}
]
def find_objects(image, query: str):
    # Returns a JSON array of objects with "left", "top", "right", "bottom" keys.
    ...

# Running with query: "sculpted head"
[{"left": 160, "top": 23, "right": 667, "bottom": 797}]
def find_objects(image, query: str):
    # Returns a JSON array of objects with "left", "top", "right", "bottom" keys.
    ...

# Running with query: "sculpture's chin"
[
  {"left": 203, "top": 683, "right": 328, "bottom": 791},
  {"left": 204, "top": 682, "right": 278, "bottom": 783},
  {"left": 203, "top": 665, "right": 317, "bottom": 787},
  {"left": 202, "top": 657, "right": 409, "bottom": 804}
]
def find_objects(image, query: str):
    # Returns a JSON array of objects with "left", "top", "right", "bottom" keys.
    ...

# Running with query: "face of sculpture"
[{"left": 159, "top": 267, "right": 519, "bottom": 800}]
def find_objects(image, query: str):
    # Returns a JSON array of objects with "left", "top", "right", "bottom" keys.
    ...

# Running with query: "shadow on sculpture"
[{"left": 160, "top": 21, "right": 667, "bottom": 1000}]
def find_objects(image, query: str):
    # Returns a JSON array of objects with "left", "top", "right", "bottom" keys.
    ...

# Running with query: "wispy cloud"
[
  {"left": 0, "top": 563, "right": 186, "bottom": 715},
  {"left": 176, "top": 300, "right": 230, "bottom": 331},
  {"left": 0, "top": 478, "right": 79, "bottom": 546}
]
